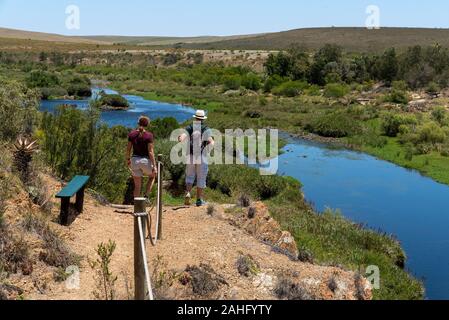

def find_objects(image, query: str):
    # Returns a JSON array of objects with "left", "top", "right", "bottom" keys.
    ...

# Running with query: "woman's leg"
[
  {"left": 145, "top": 175, "right": 156, "bottom": 197},
  {"left": 133, "top": 176, "right": 142, "bottom": 198}
]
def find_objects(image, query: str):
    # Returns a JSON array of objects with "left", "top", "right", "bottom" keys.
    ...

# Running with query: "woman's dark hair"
[{"left": 138, "top": 116, "right": 150, "bottom": 136}]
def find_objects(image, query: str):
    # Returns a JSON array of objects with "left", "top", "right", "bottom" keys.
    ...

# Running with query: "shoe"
[
  {"left": 196, "top": 199, "right": 207, "bottom": 207},
  {"left": 185, "top": 192, "right": 192, "bottom": 206}
]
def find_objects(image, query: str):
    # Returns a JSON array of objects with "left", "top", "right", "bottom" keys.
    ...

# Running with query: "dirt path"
[{"left": 27, "top": 175, "right": 370, "bottom": 300}]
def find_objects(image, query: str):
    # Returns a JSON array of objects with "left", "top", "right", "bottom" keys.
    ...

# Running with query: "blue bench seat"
[{"left": 56, "top": 175, "right": 90, "bottom": 225}]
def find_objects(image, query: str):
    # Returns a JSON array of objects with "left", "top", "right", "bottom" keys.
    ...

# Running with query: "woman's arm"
[
  {"left": 148, "top": 142, "right": 157, "bottom": 174},
  {"left": 126, "top": 142, "right": 132, "bottom": 167}
]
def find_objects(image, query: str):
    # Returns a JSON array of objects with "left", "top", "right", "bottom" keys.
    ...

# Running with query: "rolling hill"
[
  {"left": 175, "top": 27, "right": 449, "bottom": 52},
  {"left": 78, "top": 34, "right": 263, "bottom": 46},
  {"left": 0, "top": 27, "right": 106, "bottom": 44},
  {"left": 3, "top": 26, "right": 449, "bottom": 52}
]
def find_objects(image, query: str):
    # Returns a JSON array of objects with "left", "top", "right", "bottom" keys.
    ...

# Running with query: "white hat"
[{"left": 193, "top": 110, "right": 207, "bottom": 120}]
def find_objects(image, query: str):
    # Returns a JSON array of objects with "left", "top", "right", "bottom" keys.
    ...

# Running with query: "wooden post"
[
  {"left": 60, "top": 197, "right": 70, "bottom": 226},
  {"left": 157, "top": 154, "right": 163, "bottom": 240},
  {"left": 134, "top": 198, "right": 147, "bottom": 300},
  {"left": 75, "top": 187, "right": 85, "bottom": 213}
]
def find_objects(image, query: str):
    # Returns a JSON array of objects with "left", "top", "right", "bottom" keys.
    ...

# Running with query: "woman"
[{"left": 126, "top": 116, "right": 157, "bottom": 198}]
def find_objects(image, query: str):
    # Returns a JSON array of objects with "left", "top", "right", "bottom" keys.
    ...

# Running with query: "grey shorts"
[
  {"left": 131, "top": 157, "right": 154, "bottom": 178},
  {"left": 186, "top": 163, "right": 209, "bottom": 189}
]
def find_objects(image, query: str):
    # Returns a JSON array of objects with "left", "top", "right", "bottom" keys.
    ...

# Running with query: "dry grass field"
[{"left": 4, "top": 26, "right": 449, "bottom": 53}]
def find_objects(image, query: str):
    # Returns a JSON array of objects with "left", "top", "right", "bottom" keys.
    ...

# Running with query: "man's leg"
[
  {"left": 185, "top": 163, "right": 196, "bottom": 205},
  {"left": 195, "top": 163, "right": 209, "bottom": 206},
  {"left": 133, "top": 176, "right": 142, "bottom": 198}
]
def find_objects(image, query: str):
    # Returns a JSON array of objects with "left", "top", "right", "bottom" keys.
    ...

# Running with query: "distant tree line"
[{"left": 265, "top": 44, "right": 449, "bottom": 90}]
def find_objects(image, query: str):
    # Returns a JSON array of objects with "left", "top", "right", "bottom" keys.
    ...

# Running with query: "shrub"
[
  {"left": 151, "top": 117, "right": 179, "bottom": 139},
  {"left": 236, "top": 254, "right": 260, "bottom": 277},
  {"left": 99, "top": 94, "right": 129, "bottom": 109},
  {"left": 272, "top": 81, "right": 308, "bottom": 97},
  {"left": 243, "top": 110, "right": 262, "bottom": 119},
  {"left": 417, "top": 122, "right": 447, "bottom": 145},
  {"left": 185, "top": 264, "right": 227, "bottom": 297},
  {"left": 67, "top": 84, "right": 92, "bottom": 98},
  {"left": 274, "top": 277, "right": 313, "bottom": 300},
  {"left": 89, "top": 241, "right": 118, "bottom": 300},
  {"left": 0, "top": 80, "right": 40, "bottom": 141},
  {"left": 263, "top": 75, "right": 286, "bottom": 93},
  {"left": 384, "top": 81, "right": 409, "bottom": 104},
  {"left": 253, "top": 175, "right": 285, "bottom": 199},
  {"left": 155, "top": 140, "right": 184, "bottom": 184},
  {"left": 26, "top": 70, "right": 61, "bottom": 88},
  {"left": 163, "top": 53, "right": 181, "bottom": 66},
  {"left": 38, "top": 220, "right": 81, "bottom": 269},
  {"left": 304, "top": 84, "right": 321, "bottom": 96},
  {"left": 324, "top": 83, "right": 350, "bottom": 98},
  {"left": 223, "top": 75, "right": 241, "bottom": 91},
  {"left": 0, "top": 232, "right": 32, "bottom": 275},
  {"left": 40, "top": 87, "right": 68, "bottom": 100},
  {"left": 381, "top": 113, "right": 417, "bottom": 137},
  {"left": 431, "top": 106, "right": 447, "bottom": 125},
  {"left": 305, "top": 112, "right": 361, "bottom": 138},
  {"left": 241, "top": 73, "right": 262, "bottom": 91},
  {"left": 426, "top": 81, "right": 441, "bottom": 95}
]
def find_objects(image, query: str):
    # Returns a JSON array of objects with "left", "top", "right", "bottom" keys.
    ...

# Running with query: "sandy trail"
[{"left": 26, "top": 175, "right": 369, "bottom": 300}]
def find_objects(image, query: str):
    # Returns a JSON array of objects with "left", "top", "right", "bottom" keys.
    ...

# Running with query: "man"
[
  {"left": 126, "top": 116, "right": 157, "bottom": 199},
  {"left": 178, "top": 110, "right": 214, "bottom": 207}
]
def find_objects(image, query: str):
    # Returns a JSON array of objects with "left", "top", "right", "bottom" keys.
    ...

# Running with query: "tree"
[
  {"left": 26, "top": 70, "right": 61, "bottom": 88},
  {"left": 0, "top": 80, "right": 39, "bottom": 141},
  {"left": 309, "top": 44, "right": 343, "bottom": 85},
  {"left": 377, "top": 48, "right": 398, "bottom": 84},
  {"left": 265, "top": 52, "right": 292, "bottom": 78}
]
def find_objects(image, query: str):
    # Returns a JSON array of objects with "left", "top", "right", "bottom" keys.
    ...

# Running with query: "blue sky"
[{"left": 1, "top": 0, "right": 449, "bottom": 36}]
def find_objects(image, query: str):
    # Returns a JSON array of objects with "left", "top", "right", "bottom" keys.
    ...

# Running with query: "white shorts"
[
  {"left": 186, "top": 163, "right": 209, "bottom": 189},
  {"left": 131, "top": 157, "right": 154, "bottom": 178}
]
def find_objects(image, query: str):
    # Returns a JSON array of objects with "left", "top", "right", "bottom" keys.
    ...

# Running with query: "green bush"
[
  {"left": 99, "top": 94, "right": 129, "bottom": 109},
  {"left": 0, "top": 80, "right": 40, "bottom": 141},
  {"left": 381, "top": 113, "right": 417, "bottom": 137},
  {"left": 305, "top": 112, "right": 361, "bottom": 138},
  {"left": 241, "top": 73, "right": 262, "bottom": 91},
  {"left": 40, "top": 106, "right": 129, "bottom": 202},
  {"left": 67, "top": 84, "right": 92, "bottom": 98},
  {"left": 151, "top": 117, "right": 180, "bottom": 139},
  {"left": 40, "top": 87, "right": 68, "bottom": 100},
  {"left": 417, "top": 122, "right": 447, "bottom": 145},
  {"left": 223, "top": 75, "right": 241, "bottom": 91},
  {"left": 426, "top": 81, "right": 441, "bottom": 95},
  {"left": 272, "top": 81, "right": 308, "bottom": 97},
  {"left": 324, "top": 83, "right": 350, "bottom": 98},
  {"left": 26, "top": 70, "right": 61, "bottom": 88},
  {"left": 384, "top": 81, "right": 409, "bottom": 104},
  {"left": 263, "top": 75, "right": 287, "bottom": 93},
  {"left": 431, "top": 106, "right": 447, "bottom": 125}
]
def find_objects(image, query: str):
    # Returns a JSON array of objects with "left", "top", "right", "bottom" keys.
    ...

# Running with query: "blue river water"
[
  {"left": 39, "top": 88, "right": 196, "bottom": 128},
  {"left": 40, "top": 90, "right": 449, "bottom": 299},
  {"left": 279, "top": 137, "right": 449, "bottom": 300}
]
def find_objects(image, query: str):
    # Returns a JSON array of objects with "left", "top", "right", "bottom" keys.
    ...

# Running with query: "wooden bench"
[{"left": 56, "top": 175, "right": 90, "bottom": 226}]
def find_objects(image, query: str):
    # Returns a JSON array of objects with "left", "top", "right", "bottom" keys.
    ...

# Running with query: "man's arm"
[
  {"left": 126, "top": 142, "right": 132, "bottom": 167},
  {"left": 178, "top": 133, "right": 188, "bottom": 143}
]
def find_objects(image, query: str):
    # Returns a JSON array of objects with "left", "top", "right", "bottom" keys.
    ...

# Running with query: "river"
[
  {"left": 39, "top": 88, "right": 196, "bottom": 127},
  {"left": 40, "top": 90, "right": 449, "bottom": 299}
]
